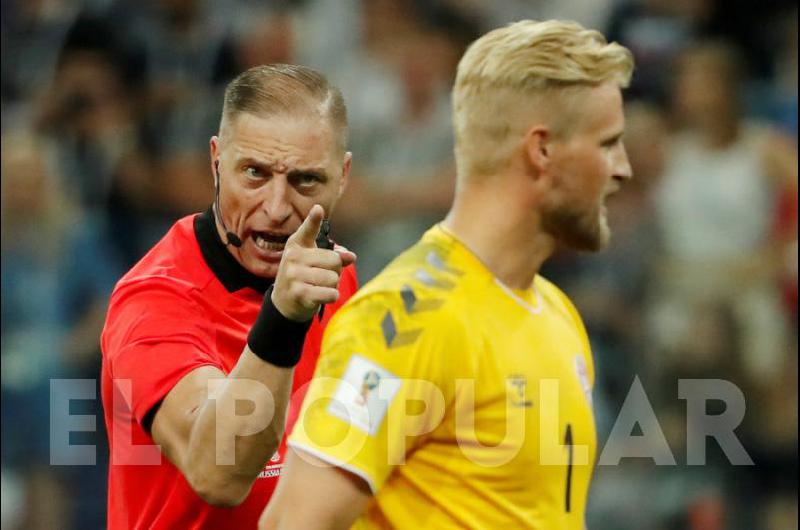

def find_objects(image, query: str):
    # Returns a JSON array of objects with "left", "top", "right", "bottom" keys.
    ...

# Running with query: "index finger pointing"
[{"left": 288, "top": 204, "right": 325, "bottom": 248}]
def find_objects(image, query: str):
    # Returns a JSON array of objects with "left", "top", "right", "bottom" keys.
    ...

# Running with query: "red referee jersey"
[{"left": 100, "top": 209, "right": 358, "bottom": 529}]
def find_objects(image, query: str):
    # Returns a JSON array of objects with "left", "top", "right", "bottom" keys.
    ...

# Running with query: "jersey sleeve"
[
  {"left": 288, "top": 290, "right": 468, "bottom": 493},
  {"left": 102, "top": 278, "right": 223, "bottom": 427}
]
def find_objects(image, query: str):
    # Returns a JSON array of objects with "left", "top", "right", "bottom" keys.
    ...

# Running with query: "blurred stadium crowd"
[{"left": 1, "top": 0, "right": 797, "bottom": 529}]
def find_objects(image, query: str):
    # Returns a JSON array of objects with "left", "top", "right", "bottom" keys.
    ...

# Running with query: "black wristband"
[{"left": 247, "top": 286, "right": 313, "bottom": 368}]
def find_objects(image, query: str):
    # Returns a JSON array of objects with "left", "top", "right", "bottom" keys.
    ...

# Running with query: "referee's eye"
[
  {"left": 245, "top": 166, "right": 264, "bottom": 179},
  {"left": 289, "top": 171, "right": 327, "bottom": 190}
]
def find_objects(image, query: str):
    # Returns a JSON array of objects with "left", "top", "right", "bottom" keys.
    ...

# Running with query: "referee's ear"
[
  {"left": 209, "top": 135, "right": 221, "bottom": 185},
  {"left": 338, "top": 151, "right": 352, "bottom": 198}
]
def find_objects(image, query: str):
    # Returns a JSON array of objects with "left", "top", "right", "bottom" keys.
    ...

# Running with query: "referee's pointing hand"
[{"left": 271, "top": 204, "right": 356, "bottom": 322}]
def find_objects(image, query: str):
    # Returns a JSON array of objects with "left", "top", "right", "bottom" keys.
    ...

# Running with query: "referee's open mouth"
[{"left": 250, "top": 230, "right": 290, "bottom": 259}]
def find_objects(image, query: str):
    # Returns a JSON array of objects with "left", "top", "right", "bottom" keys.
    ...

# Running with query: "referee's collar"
[{"left": 194, "top": 207, "right": 273, "bottom": 294}]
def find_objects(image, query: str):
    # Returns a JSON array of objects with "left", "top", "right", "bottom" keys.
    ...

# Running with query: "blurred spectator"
[
  {"left": 745, "top": 5, "right": 798, "bottom": 137},
  {"left": 646, "top": 42, "right": 798, "bottom": 527},
  {"left": 650, "top": 41, "right": 797, "bottom": 382},
  {"left": 231, "top": 9, "right": 296, "bottom": 71},
  {"left": 103, "top": 146, "right": 214, "bottom": 266},
  {"left": 2, "top": 134, "right": 70, "bottom": 473},
  {"left": 293, "top": 0, "right": 361, "bottom": 74},
  {"left": 131, "top": 0, "right": 234, "bottom": 97},
  {"left": 335, "top": 23, "right": 460, "bottom": 281},
  {"left": 314, "top": 0, "right": 412, "bottom": 160},
  {"left": 118, "top": 0, "right": 235, "bottom": 153},
  {"left": 2, "top": 131, "right": 122, "bottom": 529},
  {"left": 1, "top": 0, "right": 82, "bottom": 118},
  {"left": 34, "top": 47, "right": 139, "bottom": 211},
  {"left": 607, "top": 0, "right": 716, "bottom": 103},
  {"left": 438, "top": 0, "right": 614, "bottom": 36},
  {"left": 30, "top": 36, "right": 161, "bottom": 267}
]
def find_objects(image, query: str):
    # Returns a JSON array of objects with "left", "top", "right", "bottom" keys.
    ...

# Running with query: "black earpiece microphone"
[{"left": 213, "top": 162, "right": 243, "bottom": 248}]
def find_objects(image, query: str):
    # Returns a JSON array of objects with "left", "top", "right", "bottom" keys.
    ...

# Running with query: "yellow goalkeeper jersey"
[{"left": 289, "top": 225, "right": 597, "bottom": 529}]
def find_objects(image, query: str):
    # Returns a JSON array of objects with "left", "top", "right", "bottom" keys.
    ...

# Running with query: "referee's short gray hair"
[{"left": 221, "top": 64, "right": 348, "bottom": 152}]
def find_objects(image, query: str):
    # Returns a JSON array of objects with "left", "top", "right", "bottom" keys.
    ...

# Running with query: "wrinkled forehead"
[
  {"left": 221, "top": 109, "right": 333, "bottom": 140},
  {"left": 221, "top": 111, "right": 340, "bottom": 168},
  {"left": 219, "top": 105, "right": 347, "bottom": 154}
]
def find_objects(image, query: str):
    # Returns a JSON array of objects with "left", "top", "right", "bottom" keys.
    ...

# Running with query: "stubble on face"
[
  {"left": 539, "top": 84, "right": 625, "bottom": 252},
  {"left": 540, "top": 196, "right": 609, "bottom": 252}
]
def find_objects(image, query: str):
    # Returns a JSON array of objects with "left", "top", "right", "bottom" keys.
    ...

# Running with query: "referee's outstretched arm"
[{"left": 148, "top": 206, "right": 355, "bottom": 507}]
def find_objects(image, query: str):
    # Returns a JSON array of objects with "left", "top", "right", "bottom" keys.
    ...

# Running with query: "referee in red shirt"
[{"left": 100, "top": 64, "right": 358, "bottom": 529}]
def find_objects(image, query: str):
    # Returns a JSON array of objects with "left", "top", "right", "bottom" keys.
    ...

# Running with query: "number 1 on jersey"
[{"left": 564, "top": 423, "right": 573, "bottom": 513}]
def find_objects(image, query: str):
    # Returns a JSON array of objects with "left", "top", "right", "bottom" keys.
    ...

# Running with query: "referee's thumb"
[{"left": 289, "top": 204, "right": 324, "bottom": 248}]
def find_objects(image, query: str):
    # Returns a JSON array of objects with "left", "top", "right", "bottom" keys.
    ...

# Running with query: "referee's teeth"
[{"left": 254, "top": 234, "right": 285, "bottom": 251}]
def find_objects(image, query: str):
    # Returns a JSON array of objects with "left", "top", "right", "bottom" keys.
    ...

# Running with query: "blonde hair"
[{"left": 453, "top": 20, "right": 634, "bottom": 178}]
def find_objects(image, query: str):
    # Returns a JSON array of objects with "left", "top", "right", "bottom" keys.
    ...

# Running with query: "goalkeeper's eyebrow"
[{"left": 601, "top": 131, "right": 624, "bottom": 147}]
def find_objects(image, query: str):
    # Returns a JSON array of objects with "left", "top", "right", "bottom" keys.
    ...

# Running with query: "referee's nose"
[{"left": 260, "top": 177, "right": 293, "bottom": 225}]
